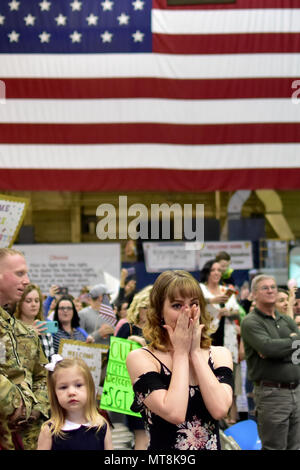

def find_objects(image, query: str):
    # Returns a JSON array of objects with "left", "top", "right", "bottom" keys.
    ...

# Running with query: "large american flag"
[{"left": 0, "top": 0, "right": 300, "bottom": 192}]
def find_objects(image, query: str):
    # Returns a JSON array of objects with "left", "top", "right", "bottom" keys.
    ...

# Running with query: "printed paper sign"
[
  {"left": 58, "top": 339, "right": 109, "bottom": 397},
  {"left": 100, "top": 336, "right": 141, "bottom": 417},
  {"left": 143, "top": 240, "right": 253, "bottom": 272},
  {"left": 197, "top": 241, "right": 253, "bottom": 270},
  {"left": 0, "top": 194, "right": 28, "bottom": 248},
  {"left": 143, "top": 242, "right": 199, "bottom": 272},
  {"left": 14, "top": 243, "right": 120, "bottom": 297}
]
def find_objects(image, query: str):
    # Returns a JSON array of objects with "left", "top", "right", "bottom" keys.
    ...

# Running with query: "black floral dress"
[{"left": 130, "top": 348, "right": 233, "bottom": 450}]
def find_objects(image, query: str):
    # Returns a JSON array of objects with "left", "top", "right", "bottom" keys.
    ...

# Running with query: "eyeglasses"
[
  {"left": 259, "top": 285, "right": 277, "bottom": 291},
  {"left": 58, "top": 306, "right": 73, "bottom": 311}
]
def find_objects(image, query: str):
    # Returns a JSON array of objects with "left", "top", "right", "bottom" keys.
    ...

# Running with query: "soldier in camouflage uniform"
[{"left": 0, "top": 248, "right": 49, "bottom": 450}]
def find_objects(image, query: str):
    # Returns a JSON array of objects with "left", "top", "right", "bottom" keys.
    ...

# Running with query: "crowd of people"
[{"left": 1, "top": 247, "right": 300, "bottom": 451}]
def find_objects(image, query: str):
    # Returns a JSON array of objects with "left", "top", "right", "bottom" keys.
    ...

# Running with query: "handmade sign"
[
  {"left": 100, "top": 336, "right": 142, "bottom": 417},
  {"left": 0, "top": 194, "right": 28, "bottom": 248},
  {"left": 58, "top": 339, "right": 109, "bottom": 396}
]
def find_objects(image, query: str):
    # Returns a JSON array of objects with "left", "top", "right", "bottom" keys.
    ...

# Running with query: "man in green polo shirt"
[{"left": 241, "top": 274, "right": 300, "bottom": 450}]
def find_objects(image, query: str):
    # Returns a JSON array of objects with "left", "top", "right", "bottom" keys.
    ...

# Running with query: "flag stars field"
[
  {"left": 24, "top": 14, "right": 36, "bottom": 26},
  {"left": 101, "top": 30, "right": 113, "bottom": 43},
  {"left": 132, "top": 0, "right": 144, "bottom": 11},
  {"left": 70, "top": 0, "right": 82, "bottom": 12},
  {"left": 7, "top": 30, "right": 19, "bottom": 42},
  {"left": 55, "top": 14, "right": 67, "bottom": 26},
  {"left": 39, "top": 31, "right": 51, "bottom": 43},
  {"left": 101, "top": 0, "right": 114, "bottom": 12},
  {"left": 117, "top": 13, "right": 130, "bottom": 26},
  {"left": 70, "top": 30, "right": 82, "bottom": 43},
  {"left": 86, "top": 13, "right": 98, "bottom": 26},
  {"left": 8, "top": 1, "right": 20, "bottom": 11},
  {"left": 39, "top": 1, "right": 51, "bottom": 12},
  {"left": 132, "top": 30, "right": 144, "bottom": 42}
]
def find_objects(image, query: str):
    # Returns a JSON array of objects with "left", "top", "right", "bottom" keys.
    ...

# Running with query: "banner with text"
[
  {"left": 143, "top": 241, "right": 253, "bottom": 273},
  {"left": 58, "top": 339, "right": 109, "bottom": 397},
  {"left": 100, "top": 336, "right": 141, "bottom": 417},
  {"left": 197, "top": 241, "right": 253, "bottom": 270},
  {"left": 0, "top": 194, "right": 28, "bottom": 248},
  {"left": 14, "top": 243, "right": 121, "bottom": 297}
]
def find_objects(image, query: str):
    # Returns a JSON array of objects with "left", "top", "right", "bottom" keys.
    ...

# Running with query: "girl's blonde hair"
[
  {"left": 15, "top": 283, "right": 44, "bottom": 321},
  {"left": 126, "top": 285, "right": 152, "bottom": 325},
  {"left": 42, "top": 358, "right": 106, "bottom": 437},
  {"left": 143, "top": 270, "right": 212, "bottom": 352}
]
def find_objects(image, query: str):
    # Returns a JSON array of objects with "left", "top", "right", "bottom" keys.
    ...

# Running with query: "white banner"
[
  {"left": 143, "top": 241, "right": 253, "bottom": 273},
  {"left": 14, "top": 243, "right": 121, "bottom": 297},
  {"left": 143, "top": 242, "right": 199, "bottom": 273},
  {"left": 197, "top": 241, "right": 253, "bottom": 270}
]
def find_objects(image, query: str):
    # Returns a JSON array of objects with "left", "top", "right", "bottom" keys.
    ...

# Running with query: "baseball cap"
[{"left": 89, "top": 284, "right": 111, "bottom": 299}]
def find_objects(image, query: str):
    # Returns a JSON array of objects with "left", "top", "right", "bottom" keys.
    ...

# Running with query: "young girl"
[
  {"left": 126, "top": 270, "right": 233, "bottom": 451},
  {"left": 37, "top": 356, "right": 113, "bottom": 450}
]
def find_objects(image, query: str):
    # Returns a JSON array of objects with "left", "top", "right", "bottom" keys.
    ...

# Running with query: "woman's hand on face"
[
  {"left": 32, "top": 319, "right": 47, "bottom": 336},
  {"left": 163, "top": 306, "right": 193, "bottom": 353},
  {"left": 189, "top": 304, "right": 204, "bottom": 355}
]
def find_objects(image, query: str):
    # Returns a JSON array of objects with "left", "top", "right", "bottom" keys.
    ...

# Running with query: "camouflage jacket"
[{"left": 0, "top": 306, "right": 49, "bottom": 421}]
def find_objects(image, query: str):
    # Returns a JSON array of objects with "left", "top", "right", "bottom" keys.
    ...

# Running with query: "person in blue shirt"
[{"left": 52, "top": 296, "right": 88, "bottom": 354}]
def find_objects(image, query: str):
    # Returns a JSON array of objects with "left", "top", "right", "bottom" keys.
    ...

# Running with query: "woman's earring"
[{"left": 161, "top": 318, "right": 165, "bottom": 325}]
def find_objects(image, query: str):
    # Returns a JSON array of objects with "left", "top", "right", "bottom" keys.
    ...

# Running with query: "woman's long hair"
[
  {"left": 199, "top": 259, "right": 218, "bottom": 284},
  {"left": 42, "top": 358, "right": 106, "bottom": 437},
  {"left": 15, "top": 283, "right": 44, "bottom": 321},
  {"left": 53, "top": 296, "right": 80, "bottom": 329},
  {"left": 143, "top": 270, "right": 212, "bottom": 352},
  {"left": 126, "top": 285, "right": 152, "bottom": 325}
]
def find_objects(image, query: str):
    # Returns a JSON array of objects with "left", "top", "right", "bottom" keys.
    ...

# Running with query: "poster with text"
[
  {"left": 14, "top": 243, "right": 121, "bottom": 297},
  {"left": 0, "top": 194, "right": 28, "bottom": 248},
  {"left": 58, "top": 339, "right": 109, "bottom": 397},
  {"left": 100, "top": 336, "right": 141, "bottom": 417}
]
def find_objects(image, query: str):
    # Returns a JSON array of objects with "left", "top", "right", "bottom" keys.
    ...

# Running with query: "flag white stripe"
[
  {"left": 1, "top": 54, "right": 299, "bottom": 79},
  {"left": 152, "top": 8, "right": 300, "bottom": 34},
  {"left": 1, "top": 98, "right": 300, "bottom": 124},
  {"left": 0, "top": 144, "right": 299, "bottom": 169}
]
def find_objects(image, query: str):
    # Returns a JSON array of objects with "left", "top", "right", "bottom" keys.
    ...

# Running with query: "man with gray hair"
[{"left": 241, "top": 274, "right": 300, "bottom": 450}]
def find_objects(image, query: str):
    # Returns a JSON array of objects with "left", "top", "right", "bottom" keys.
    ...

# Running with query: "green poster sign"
[{"left": 100, "top": 336, "right": 142, "bottom": 417}]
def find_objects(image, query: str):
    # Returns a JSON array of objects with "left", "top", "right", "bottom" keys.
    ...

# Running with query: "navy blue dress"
[{"left": 51, "top": 422, "right": 107, "bottom": 450}]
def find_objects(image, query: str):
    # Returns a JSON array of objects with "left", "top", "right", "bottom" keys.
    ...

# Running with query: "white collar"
[{"left": 62, "top": 419, "right": 91, "bottom": 431}]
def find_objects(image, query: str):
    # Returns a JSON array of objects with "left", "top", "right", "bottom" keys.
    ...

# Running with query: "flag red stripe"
[
  {"left": 3, "top": 78, "right": 295, "bottom": 100},
  {"left": 153, "top": 33, "right": 300, "bottom": 54},
  {"left": 1, "top": 168, "right": 300, "bottom": 192},
  {"left": 153, "top": 0, "right": 300, "bottom": 10},
  {"left": 1, "top": 123, "right": 299, "bottom": 144}
]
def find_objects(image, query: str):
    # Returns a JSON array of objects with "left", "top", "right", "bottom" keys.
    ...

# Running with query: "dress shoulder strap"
[{"left": 141, "top": 348, "right": 172, "bottom": 373}]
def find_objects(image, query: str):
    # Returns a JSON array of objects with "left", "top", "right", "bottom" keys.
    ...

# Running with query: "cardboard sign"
[
  {"left": 58, "top": 339, "right": 109, "bottom": 396},
  {"left": 0, "top": 194, "right": 28, "bottom": 248},
  {"left": 100, "top": 336, "right": 142, "bottom": 417}
]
